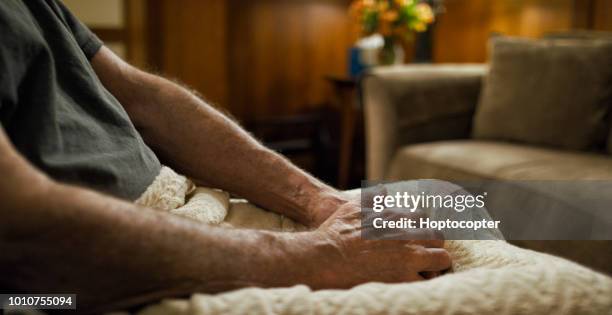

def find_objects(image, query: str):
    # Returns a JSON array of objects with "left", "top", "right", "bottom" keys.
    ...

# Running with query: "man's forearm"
[
  {"left": 1, "top": 178, "right": 316, "bottom": 312},
  {"left": 1, "top": 123, "right": 451, "bottom": 312},
  {"left": 92, "top": 48, "right": 344, "bottom": 226},
  {"left": 0, "top": 128, "right": 316, "bottom": 310}
]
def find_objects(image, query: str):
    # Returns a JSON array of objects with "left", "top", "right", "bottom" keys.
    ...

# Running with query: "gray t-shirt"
[{"left": 0, "top": 0, "right": 161, "bottom": 200}]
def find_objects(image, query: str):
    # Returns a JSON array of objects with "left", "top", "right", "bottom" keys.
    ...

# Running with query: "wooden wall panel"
[
  {"left": 593, "top": 0, "right": 612, "bottom": 30},
  {"left": 148, "top": 0, "right": 611, "bottom": 118},
  {"left": 157, "top": 0, "right": 228, "bottom": 108},
  {"left": 227, "top": 0, "right": 354, "bottom": 119},
  {"left": 151, "top": 0, "right": 353, "bottom": 120},
  {"left": 433, "top": 0, "right": 575, "bottom": 63},
  {"left": 572, "top": 0, "right": 595, "bottom": 29},
  {"left": 125, "top": 0, "right": 148, "bottom": 69},
  {"left": 432, "top": 0, "right": 492, "bottom": 63},
  {"left": 490, "top": 0, "right": 573, "bottom": 37}
]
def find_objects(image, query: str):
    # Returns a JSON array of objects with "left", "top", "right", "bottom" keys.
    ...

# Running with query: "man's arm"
[
  {"left": 91, "top": 47, "right": 340, "bottom": 227},
  {"left": 0, "top": 127, "right": 451, "bottom": 312},
  {"left": 0, "top": 128, "right": 305, "bottom": 311}
]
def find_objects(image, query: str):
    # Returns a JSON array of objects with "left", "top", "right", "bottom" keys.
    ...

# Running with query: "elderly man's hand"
[{"left": 295, "top": 200, "right": 452, "bottom": 289}]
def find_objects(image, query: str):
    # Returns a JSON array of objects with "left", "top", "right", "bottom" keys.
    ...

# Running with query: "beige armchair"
[
  {"left": 363, "top": 64, "right": 487, "bottom": 180},
  {"left": 361, "top": 64, "right": 612, "bottom": 275},
  {"left": 363, "top": 64, "right": 612, "bottom": 182}
]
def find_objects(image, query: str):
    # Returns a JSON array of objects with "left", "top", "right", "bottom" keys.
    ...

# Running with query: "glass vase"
[{"left": 378, "top": 37, "right": 405, "bottom": 66}]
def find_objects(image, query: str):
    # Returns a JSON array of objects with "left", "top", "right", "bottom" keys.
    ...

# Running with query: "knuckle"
[{"left": 431, "top": 249, "right": 452, "bottom": 269}]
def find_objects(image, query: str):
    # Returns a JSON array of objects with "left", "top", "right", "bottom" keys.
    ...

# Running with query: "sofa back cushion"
[
  {"left": 472, "top": 37, "right": 612, "bottom": 151},
  {"left": 545, "top": 32, "right": 612, "bottom": 155}
]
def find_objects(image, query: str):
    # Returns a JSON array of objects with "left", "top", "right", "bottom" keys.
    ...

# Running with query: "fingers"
[
  {"left": 419, "top": 271, "right": 440, "bottom": 279},
  {"left": 393, "top": 229, "right": 445, "bottom": 247},
  {"left": 420, "top": 248, "right": 452, "bottom": 272},
  {"left": 403, "top": 227, "right": 444, "bottom": 243},
  {"left": 414, "top": 237, "right": 445, "bottom": 248},
  {"left": 360, "top": 228, "right": 445, "bottom": 247}
]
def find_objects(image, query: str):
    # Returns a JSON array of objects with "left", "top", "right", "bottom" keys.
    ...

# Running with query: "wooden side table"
[{"left": 326, "top": 75, "right": 360, "bottom": 189}]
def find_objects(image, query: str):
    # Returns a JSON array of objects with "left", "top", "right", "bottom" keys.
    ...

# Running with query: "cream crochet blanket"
[{"left": 133, "top": 167, "right": 612, "bottom": 315}]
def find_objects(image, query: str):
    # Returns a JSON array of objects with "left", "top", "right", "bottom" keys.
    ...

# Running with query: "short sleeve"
[
  {"left": 49, "top": 0, "right": 103, "bottom": 60},
  {"left": 0, "top": 4, "right": 33, "bottom": 123}
]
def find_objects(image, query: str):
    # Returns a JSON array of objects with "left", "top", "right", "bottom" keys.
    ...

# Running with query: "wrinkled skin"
[{"left": 306, "top": 189, "right": 451, "bottom": 288}]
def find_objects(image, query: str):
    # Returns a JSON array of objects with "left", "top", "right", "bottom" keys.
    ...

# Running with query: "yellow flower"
[
  {"left": 415, "top": 3, "right": 435, "bottom": 24},
  {"left": 413, "top": 21, "right": 427, "bottom": 32}
]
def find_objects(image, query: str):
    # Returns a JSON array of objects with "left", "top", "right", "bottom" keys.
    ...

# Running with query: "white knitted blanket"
[{"left": 133, "top": 167, "right": 612, "bottom": 315}]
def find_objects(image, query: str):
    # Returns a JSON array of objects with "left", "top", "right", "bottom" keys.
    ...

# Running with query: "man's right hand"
[{"left": 293, "top": 200, "right": 451, "bottom": 289}]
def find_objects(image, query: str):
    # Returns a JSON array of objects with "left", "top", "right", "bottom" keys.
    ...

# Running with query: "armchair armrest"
[{"left": 362, "top": 64, "right": 487, "bottom": 180}]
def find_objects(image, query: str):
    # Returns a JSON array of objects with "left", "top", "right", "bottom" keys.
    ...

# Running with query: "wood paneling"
[
  {"left": 125, "top": 0, "right": 148, "bottom": 69},
  {"left": 149, "top": 0, "right": 353, "bottom": 119},
  {"left": 156, "top": 0, "right": 228, "bottom": 109},
  {"left": 433, "top": 0, "right": 576, "bottom": 63},
  {"left": 593, "top": 0, "right": 612, "bottom": 30},
  {"left": 146, "top": 0, "right": 611, "bottom": 117},
  {"left": 227, "top": 0, "right": 354, "bottom": 119},
  {"left": 573, "top": 0, "right": 595, "bottom": 29},
  {"left": 432, "top": 0, "right": 492, "bottom": 63}
]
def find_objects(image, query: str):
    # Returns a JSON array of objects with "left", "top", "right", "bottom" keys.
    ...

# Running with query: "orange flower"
[
  {"left": 349, "top": 0, "right": 435, "bottom": 38},
  {"left": 415, "top": 3, "right": 435, "bottom": 24},
  {"left": 381, "top": 9, "right": 399, "bottom": 23},
  {"left": 394, "top": 0, "right": 414, "bottom": 6},
  {"left": 349, "top": 1, "right": 364, "bottom": 19},
  {"left": 376, "top": 0, "right": 389, "bottom": 12}
]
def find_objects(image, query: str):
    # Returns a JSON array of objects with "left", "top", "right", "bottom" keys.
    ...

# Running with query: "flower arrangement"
[{"left": 349, "top": 0, "right": 436, "bottom": 64}]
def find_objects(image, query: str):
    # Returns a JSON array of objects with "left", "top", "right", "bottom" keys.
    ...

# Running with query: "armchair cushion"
[
  {"left": 387, "top": 140, "right": 612, "bottom": 181},
  {"left": 473, "top": 37, "right": 612, "bottom": 151}
]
